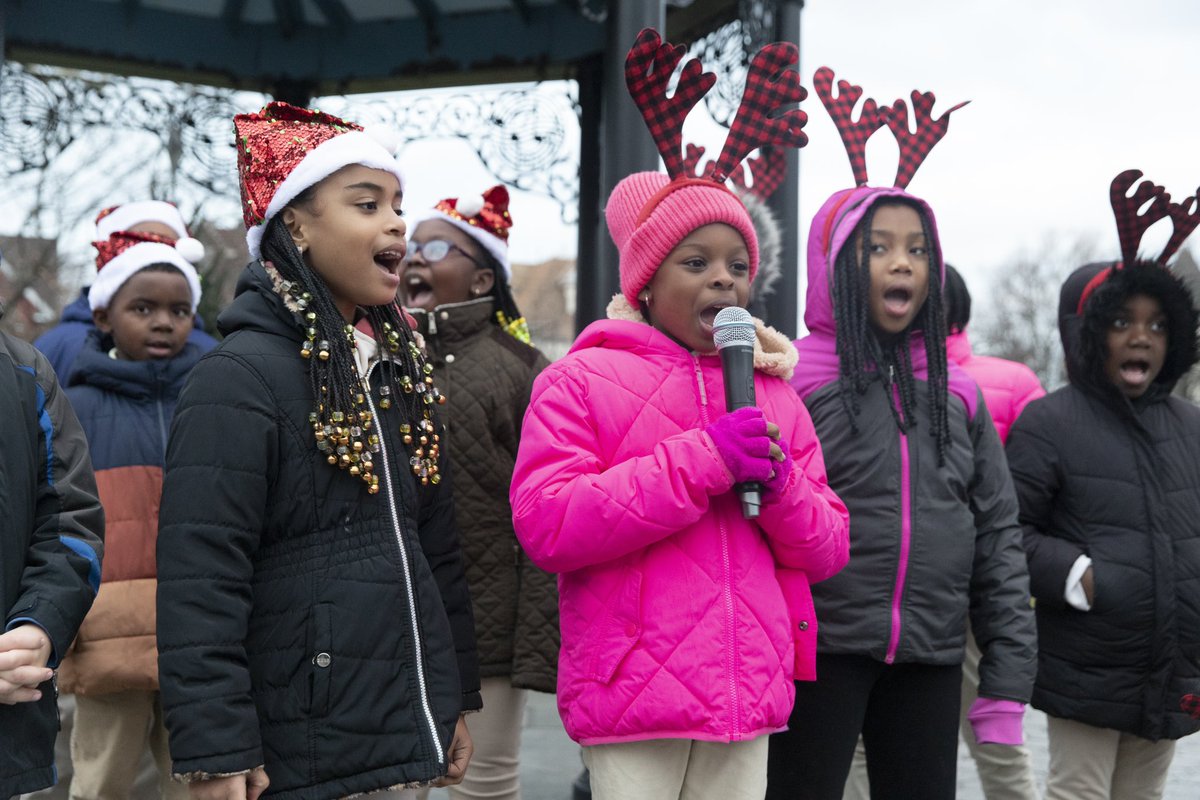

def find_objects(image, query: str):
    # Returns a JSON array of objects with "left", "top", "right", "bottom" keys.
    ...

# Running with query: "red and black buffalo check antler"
[
  {"left": 884, "top": 89, "right": 969, "bottom": 189},
  {"left": 729, "top": 147, "right": 788, "bottom": 200},
  {"left": 1161, "top": 187, "right": 1200, "bottom": 266},
  {"left": 624, "top": 28, "right": 716, "bottom": 179},
  {"left": 708, "top": 42, "right": 808, "bottom": 184},
  {"left": 814, "top": 66, "right": 887, "bottom": 187},
  {"left": 815, "top": 66, "right": 967, "bottom": 189},
  {"left": 625, "top": 28, "right": 807, "bottom": 188},
  {"left": 1110, "top": 170, "right": 1174, "bottom": 266}
]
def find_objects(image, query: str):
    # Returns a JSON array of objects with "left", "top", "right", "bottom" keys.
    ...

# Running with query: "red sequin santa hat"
[
  {"left": 235, "top": 101, "right": 405, "bottom": 259},
  {"left": 89, "top": 230, "right": 203, "bottom": 312},
  {"left": 413, "top": 185, "right": 514, "bottom": 277}
]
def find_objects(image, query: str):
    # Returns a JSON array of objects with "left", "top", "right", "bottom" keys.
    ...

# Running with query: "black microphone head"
[{"left": 713, "top": 306, "right": 755, "bottom": 351}]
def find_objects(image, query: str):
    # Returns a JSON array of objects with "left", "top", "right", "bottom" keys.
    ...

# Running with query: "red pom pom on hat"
[{"left": 419, "top": 185, "right": 514, "bottom": 277}]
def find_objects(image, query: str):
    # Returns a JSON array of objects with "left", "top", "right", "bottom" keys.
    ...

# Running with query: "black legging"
[{"left": 766, "top": 653, "right": 962, "bottom": 800}]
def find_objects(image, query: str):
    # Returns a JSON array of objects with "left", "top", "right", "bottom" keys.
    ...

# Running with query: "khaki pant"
[
  {"left": 842, "top": 629, "right": 1036, "bottom": 800},
  {"left": 583, "top": 735, "right": 769, "bottom": 800},
  {"left": 68, "top": 690, "right": 187, "bottom": 800},
  {"left": 1044, "top": 715, "right": 1176, "bottom": 800},
  {"left": 416, "top": 677, "right": 528, "bottom": 799}
]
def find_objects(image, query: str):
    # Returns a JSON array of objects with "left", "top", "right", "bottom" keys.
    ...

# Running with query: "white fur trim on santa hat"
[
  {"left": 96, "top": 201, "right": 190, "bottom": 240},
  {"left": 245, "top": 130, "right": 406, "bottom": 260},
  {"left": 89, "top": 242, "right": 203, "bottom": 312},
  {"left": 411, "top": 208, "right": 510, "bottom": 279}
]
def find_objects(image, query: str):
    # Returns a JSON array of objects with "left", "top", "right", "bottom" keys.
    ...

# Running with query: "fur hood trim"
[{"left": 604, "top": 293, "right": 799, "bottom": 380}]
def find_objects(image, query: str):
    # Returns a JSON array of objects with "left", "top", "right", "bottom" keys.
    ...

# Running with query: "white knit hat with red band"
[
  {"left": 235, "top": 101, "right": 405, "bottom": 260},
  {"left": 89, "top": 231, "right": 203, "bottom": 312},
  {"left": 94, "top": 201, "right": 206, "bottom": 263},
  {"left": 412, "top": 185, "right": 513, "bottom": 278}
]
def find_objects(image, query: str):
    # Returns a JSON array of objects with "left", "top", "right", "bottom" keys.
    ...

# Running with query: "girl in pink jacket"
[{"left": 509, "top": 29, "right": 850, "bottom": 800}]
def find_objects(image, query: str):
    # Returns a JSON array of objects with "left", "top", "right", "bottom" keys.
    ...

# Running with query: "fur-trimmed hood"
[
  {"left": 1059, "top": 261, "right": 1200, "bottom": 404},
  {"left": 603, "top": 293, "right": 799, "bottom": 380}
]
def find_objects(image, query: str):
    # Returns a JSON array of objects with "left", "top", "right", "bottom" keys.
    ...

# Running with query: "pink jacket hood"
[
  {"left": 946, "top": 331, "right": 1045, "bottom": 443},
  {"left": 511, "top": 301, "right": 849, "bottom": 744},
  {"left": 792, "top": 186, "right": 978, "bottom": 418}
]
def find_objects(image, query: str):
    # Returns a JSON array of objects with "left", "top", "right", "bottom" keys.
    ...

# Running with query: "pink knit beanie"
[{"left": 606, "top": 172, "right": 759, "bottom": 307}]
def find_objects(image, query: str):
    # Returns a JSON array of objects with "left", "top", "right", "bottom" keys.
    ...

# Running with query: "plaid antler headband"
[
  {"left": 625, "top": 27, "right": 808, "bottom": 212},
  {"left": 1076, "top": 170, "right": 1200, "bottom": 314},
  {"left": 814, "top": 66, "right": 969, "bottom": 189},
  {"left": 684, "top": 143, "right": 788, "bottom": 201}
]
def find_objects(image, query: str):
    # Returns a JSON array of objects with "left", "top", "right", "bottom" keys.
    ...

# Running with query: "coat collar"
[{"left": 603, "top": 293, "right": 798, "bottom": 380}]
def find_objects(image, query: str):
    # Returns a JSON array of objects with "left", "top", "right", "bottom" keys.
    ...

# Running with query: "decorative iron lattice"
[
  {"left": 693, "top": 0, "right": 780, "bottom": 127},
  {"left": 0, "top": 62, "right": 582, "bottom": 225}
]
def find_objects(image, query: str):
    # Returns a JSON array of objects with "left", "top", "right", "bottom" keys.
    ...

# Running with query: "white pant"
[
  {"left": 582, "top": 736, "right": 769, "bottom": 800},
  {"left": 1044, "top": 715, "right": 1176, "bottom": 800},
  {"left": 416, "top": 677, "right": 528, "bottom": 799}
]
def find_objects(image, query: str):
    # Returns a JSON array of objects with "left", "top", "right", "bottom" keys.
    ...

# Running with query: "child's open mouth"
[
  {"left": 405, "top": 274, "right": 434, "bottom": 308},
  {"left": 698, "top": 303, "right": 731, "bottom": 333},
  {"left": 374, "top": 249, "right": 404, "bottom": 274},
  {"left": 1118, "top": 358, "right": 1152, "bottom": 386},
  {"left": 883, "top": 286, "right": 913, "bottom": 317}
]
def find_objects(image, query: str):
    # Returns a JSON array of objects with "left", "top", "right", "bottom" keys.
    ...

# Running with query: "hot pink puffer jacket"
[
  {"left": 946, "top": 332, "right": 1045, "bottom": 444},
  {"left": 510, "top": 303, "right": 849, "bottom": 745}
]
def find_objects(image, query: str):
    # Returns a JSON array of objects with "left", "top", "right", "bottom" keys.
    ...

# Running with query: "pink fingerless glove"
[
  {"left": 704, "top": 407, "right": 774, "bottom": 484},
  {"left": 762, "top": 445, "right": 794, "bottom": 502},
  {"left": 967, "top": 697, "right": 1026, "bottom": 746}
]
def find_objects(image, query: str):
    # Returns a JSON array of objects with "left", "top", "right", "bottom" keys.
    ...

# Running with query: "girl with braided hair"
[
  {"left": 767, "top": 67, "right": 1035, "bottom": 800},
  {"left": 402, "top": 187, "right": 559, "bottom": 800},
  {"left": 155, "top": 102, "right": 479, "bottom": 800}
]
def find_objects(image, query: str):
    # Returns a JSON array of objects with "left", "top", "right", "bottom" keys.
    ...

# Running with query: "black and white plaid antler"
[
  {"left": 813, "top": 66, "right": 887, "bottom": 188},
  {"left": 624, "top": 28, "right": 716, "bottom": 180},
  {"left": 708, "top": 42, "right": 808, "bottom": 184},
  {"left": 884, "top": 89, "right": 969, "bottom": 189}
]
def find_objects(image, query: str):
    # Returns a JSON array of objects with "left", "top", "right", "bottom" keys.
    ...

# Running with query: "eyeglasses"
[{"left": 407, "top": 238, "right": 484, "bottom": 269}]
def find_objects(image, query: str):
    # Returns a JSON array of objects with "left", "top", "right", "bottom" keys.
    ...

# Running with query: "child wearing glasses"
[{"left": 403, "top": 187, "right": 559, "bottom": 800}]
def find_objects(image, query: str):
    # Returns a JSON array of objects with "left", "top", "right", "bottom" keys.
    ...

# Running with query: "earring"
[
  {"left": 640, "top": 292, "right": 651, "bottom": 304},
  {"left": 472, "top": 288, "right": 481, "bottom": 296}
]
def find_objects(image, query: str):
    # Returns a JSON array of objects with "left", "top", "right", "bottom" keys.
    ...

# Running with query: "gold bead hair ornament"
[{"left": 235, "top": 102, "right": 451, "bottom": 493}]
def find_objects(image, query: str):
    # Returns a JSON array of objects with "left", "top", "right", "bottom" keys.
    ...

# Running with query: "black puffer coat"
[
  {"left": 0, "top": 325, "right": 104, "bottom": 798},
  {"left": 157, "top": 263, "right": 481, "bottom": 799},
  {"left": 410, "top": 299, "right": 558, "bottom": 693},
  {"left": 1007, "top": 261, "right": 1200, "bottom": 741}
]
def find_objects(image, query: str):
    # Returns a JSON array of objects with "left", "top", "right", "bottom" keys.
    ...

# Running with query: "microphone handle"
[{"left": 719, "top": 343, "right": 762, "bottom": 519}]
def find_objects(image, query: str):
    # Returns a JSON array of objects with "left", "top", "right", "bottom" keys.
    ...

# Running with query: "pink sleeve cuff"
[{"left": 967, "top": 697, "right": 1025, "bottom": 746}]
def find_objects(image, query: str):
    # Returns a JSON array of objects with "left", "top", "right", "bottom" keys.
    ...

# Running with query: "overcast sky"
[
  {"left": 7, "top": 0, "right": 1198, "bottom": 319},
  {"left": 474, "top": 0, "right": 1200, "bottom": 312}
]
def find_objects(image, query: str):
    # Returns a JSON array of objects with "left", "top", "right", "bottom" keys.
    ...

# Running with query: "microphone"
[{"left": 712, "top": 306, "right": 762, "bottom": 519}]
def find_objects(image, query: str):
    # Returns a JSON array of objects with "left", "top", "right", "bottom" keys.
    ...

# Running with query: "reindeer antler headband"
[
  {"left": 1076, "top": 170, "right": 1200, "bottom": 314},
  {"left": 813, "top": 66, "right": 969, "bottom": 189},
  {"left": 684, "top": 144, "right": 788, "bottom": 201},
  {"left": 624, "top": 27, "right": 808, "bottom": 217}
]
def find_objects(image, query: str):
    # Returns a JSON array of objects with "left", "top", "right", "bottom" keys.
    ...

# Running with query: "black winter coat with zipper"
[
  {"left": 156, "top": 262, "right": 481, "bottom": 799},
  {"left": 1007, "top": 262, "right": 1200, "bottom": 741}
]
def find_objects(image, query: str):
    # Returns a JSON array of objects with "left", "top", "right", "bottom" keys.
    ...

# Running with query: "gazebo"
[{"left": 1, "top": 0, "right": 805, "bottom": 332}]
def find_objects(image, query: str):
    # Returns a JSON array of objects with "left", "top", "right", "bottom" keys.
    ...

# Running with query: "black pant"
[{"left": 766, "top": 653, "right": 962, "bottom": 800}]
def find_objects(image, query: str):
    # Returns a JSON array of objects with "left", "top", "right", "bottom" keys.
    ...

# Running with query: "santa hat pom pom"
[
  {"left": 363, "top": 125, "right": 402, "bottom": 156},
  {"left": 174, "top": 236, "right": 206, "bottom": 264},
  {"left": 456, "top": 194, "right": 485, "bottom": 218}
]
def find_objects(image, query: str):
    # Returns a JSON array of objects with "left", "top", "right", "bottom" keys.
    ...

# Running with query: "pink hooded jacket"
[
  {"left": 510, "top": 297, "right": 850, "bottom": 745},
  {"left": 946, "top": 331, "right": 1045, "bottom": 444}
]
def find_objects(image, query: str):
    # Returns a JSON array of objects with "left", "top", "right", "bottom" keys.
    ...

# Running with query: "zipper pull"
[
  {"left": 889, "top": 364, "right": 895, "bottom": 383},
  {"left": 427, "top": 312, "right": 438, "bottom": 335}
]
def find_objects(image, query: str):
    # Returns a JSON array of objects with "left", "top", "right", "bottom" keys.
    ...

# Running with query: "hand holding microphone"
[{"left": 710, "top": 307, "right": 790, "bottom": 517}]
